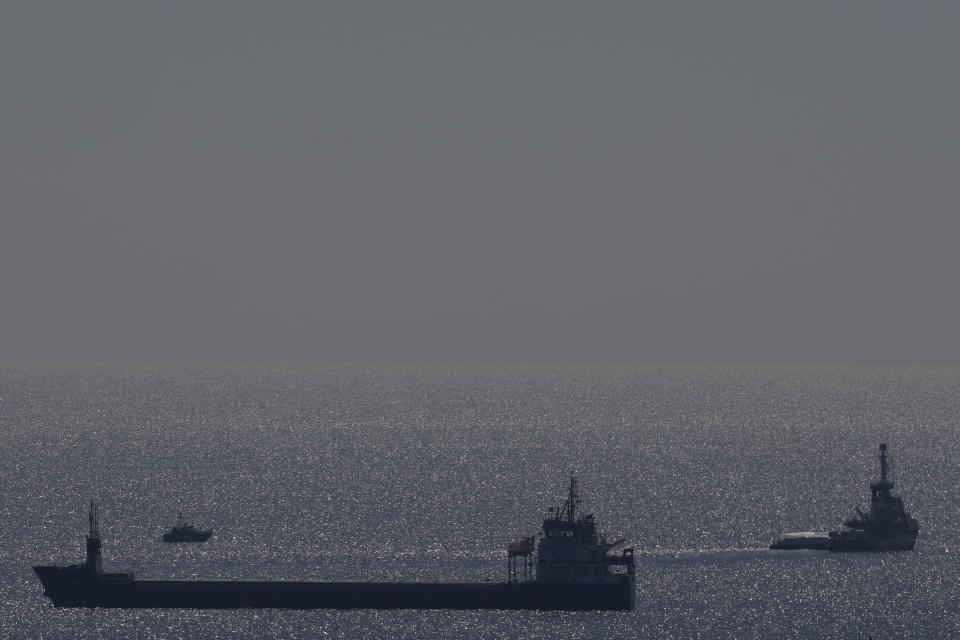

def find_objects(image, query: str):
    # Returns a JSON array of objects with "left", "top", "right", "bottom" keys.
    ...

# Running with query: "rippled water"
[{"left": 1, "top": 363, "right": 959, "bottom": 638}]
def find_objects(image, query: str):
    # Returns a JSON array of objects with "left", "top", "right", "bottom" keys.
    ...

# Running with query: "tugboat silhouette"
[{"left": 771, "top": 443, "right": 919, "bottom": 551}]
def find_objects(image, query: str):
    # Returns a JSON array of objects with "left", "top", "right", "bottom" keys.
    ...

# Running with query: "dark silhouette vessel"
[
  {"left": 162, "top": 512, "right": 212, "bottom": 543},
  {"left": 771, "top": 443, "right": 919, "bottom": 552},
  {"left": 34, "top": 477, "right": 635, "bottom": 610}
]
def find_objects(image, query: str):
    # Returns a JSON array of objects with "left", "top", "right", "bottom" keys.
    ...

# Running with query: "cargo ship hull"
[
  {"left": 36, "top": 478, "right": 636, "bottom": 611},
  {"left": 34, "top": 568, "right": 634, "bottom": 610}
]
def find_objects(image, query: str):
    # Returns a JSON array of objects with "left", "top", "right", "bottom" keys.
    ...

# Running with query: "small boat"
[{"left": 162, "top": 512, "right": 212, "bottom": 543}]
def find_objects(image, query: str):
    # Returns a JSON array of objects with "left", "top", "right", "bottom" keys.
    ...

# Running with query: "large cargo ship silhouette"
[{"left": 34, "top": 476, "right": 635, "bottom": 610}]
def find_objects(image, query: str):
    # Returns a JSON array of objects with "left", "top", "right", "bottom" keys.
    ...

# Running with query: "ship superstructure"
[
  {"left": 34, "top": 477, "right": 635, "bottom": 610},
  {"left": 530, "top": 475, "right": 634, "bottom": 590},
  {"left": 826, "top": 443, "right": 919, "bottom": 551}
]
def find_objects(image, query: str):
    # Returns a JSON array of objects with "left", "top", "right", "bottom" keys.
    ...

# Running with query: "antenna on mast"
[
  {"left": 879, "top": 443, "right": 890, "bottom": 486},
  {"left": 565, "top": 473, "right": 578, "bottom": 522},
  {"left": 88, "top": 500, "right": 99, "bottom": 539},
  {"left": 84, "top": 499, "right": 103, "bottom": 575}
]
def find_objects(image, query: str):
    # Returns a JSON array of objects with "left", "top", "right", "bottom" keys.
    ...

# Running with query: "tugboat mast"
[
  {"left": 878, "top": 443, "right": 891, "bottom": 487},
  {"left": 85, "top": 500, "right": 102, "bottom": 575},
  {"left": 871, "top": 443, "right": 894, "bottom": 502}
]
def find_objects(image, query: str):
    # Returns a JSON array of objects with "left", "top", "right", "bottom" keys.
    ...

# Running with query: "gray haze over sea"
[
  {"left": 2, "top": 363, "right": 958, "bottom": 638},
  {"left": 6, "top": 3, "right": 960, "bottom": 366}
]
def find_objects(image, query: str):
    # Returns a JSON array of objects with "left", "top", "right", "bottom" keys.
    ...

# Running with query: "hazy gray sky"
[{"left": 2, "top": 2, "right": 959, "bottom": 362}]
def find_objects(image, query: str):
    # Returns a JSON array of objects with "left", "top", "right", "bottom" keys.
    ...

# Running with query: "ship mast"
[
  {"left": 867, "top": 442, "right": 906, "bottom": 526},
  {"left": 879, "top": 443, "right": 890, "bottom": 486},
  {"left": 89, "top": 500, "right": 99, "bottom": 539},
  {"left": 873, "top": 443, "right": 893, "bottom": 494},
  {"left": 85, "top": 500, "right": 102, "bottom": 575},
  {"left": 557, "top": 473, "right": 578, "bottom": 522}
]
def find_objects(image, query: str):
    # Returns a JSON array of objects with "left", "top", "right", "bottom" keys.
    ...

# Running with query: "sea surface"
[{"left": 1, "top": 363, "right": 959, "bottom": 638}]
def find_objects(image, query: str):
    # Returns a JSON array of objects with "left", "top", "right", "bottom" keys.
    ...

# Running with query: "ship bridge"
[{"left": 508, "top": 475, "right": 635, "bottom": 586}]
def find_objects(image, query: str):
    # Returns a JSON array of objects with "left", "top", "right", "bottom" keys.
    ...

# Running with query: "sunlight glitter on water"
[{"left": 3, "top": 363, "right": 959, "bottom": 638}]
